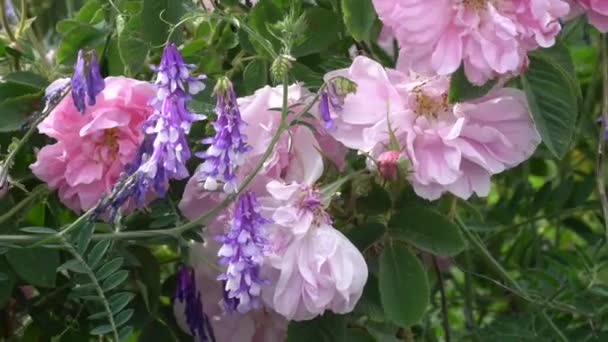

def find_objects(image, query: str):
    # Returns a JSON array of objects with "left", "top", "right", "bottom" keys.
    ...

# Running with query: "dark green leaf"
[
  {"left": 6, "top": 248, "right": 60, "bottom": 287},
  {"left": 522, "top": 45, "right": 579, "bottom": 159},
  {"left": 346, "top": 329, "right": 376, "bottom": 342},
  {"left": 293, "top": 8, "right": 342, "bottom": 57},
  {"left": 347, "top": 221, "right": 386, "bottom": 252},
  {"left": 2, "top": 71, "right": 48, "bottom": 90},
  {"left": 114, "top": 308, "right": 134, "bottom": 327},
  {"left": 139, "top": 320, "right": 177, "bottom": 342},
  {"left": 119, "top": 325, "right": 133, "bottom": 341},
  {"left": 379, "top": 243, "right": 429, "bottom": 326},
  {"left": 286, "top": 312, "right": 346, "bottom": 342},
  {"left": 243, "top": 59, "right": 268, "bottom": 94},
  {"left": 141, "top": 0, "right": 185, "bottom": 46},
  {"left": 388, "top": 207, "right": 465, "bottom": 256},
  {"left": 129, "top": 246, "right": 161, "bottom": 313},
  {"left": 448, "top": 64, "right": 496, "bottom": 103},
  {"left": 102, "top": 270, "right": 129, "bottom": 292},
  {"left": 341, "top": 0, "right": 376, "bottom": 42},
  {"left": 116, "top": 14, "right": 149, "bottom": 75},
  {"left": 0, "top": 260, "right": 16, "bottom": 308},
  {"left": 109, "top": 292, "right": 135, "bottom": 314},
  {"left": 0, "top": 94, "right": 42, "bottom": 132},
  {"left": 96, "top": 257, "right": 125, "bottom": 280},
  {"left": 76, "top": 221, "right": 96, "bottom": 254},
  {"left": 57, "top": 24, "right": 106, "bottom": 65},
  {"left": 90, "top": 324, "right": 114, "bottom": 335}
]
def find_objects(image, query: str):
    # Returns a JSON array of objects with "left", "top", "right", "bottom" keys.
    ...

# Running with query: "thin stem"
[
  {"left": 0, "top": 186, "right": 48, "bottom": 225},
  {"left": 16, "top": 0, "right": 26, "bottom": 38},
  {"left": 540, "top": 310, "right": 569, "bottom": 342},
  {"left": 0, "top": 0, "right": 16, "bottom": 43},
  {"left": 598, "top": 33, "right": 608, "bottom": 240},
  {"left": 433, "top": 257, "right": 451, "bottom": 342},
  {"left": 463, "top": 250, "right": 475, "bottom": 330}
]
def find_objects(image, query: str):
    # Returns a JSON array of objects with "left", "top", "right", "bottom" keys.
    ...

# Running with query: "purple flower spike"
[
  {"left": 71, "top": 50, "right": 105, "bottom": 114},
  {"left": 173, "top": 265, "right": 216, "bottom": 342},
  {"left": 196, "top": 78, "right": 250, "bottom": 193},
  {"left": 217, "top": 191, "right": 268, "bottom": 314}
]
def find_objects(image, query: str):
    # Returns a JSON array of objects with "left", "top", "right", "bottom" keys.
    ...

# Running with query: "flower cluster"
[
  {"left": 71, "top": 50, "right": 105, "bottom": 113},
  {"left": 217, "top": 191, "right": 268, "bottom": 314},
  {"left": 173, "top": 265, "right": 216, "bottom": 342},
  {"left": 372, "top": 0, "right": 570, "bottom": 85},
  {"left": 196, "top": 78, "right": 250, "bottom": 193}
]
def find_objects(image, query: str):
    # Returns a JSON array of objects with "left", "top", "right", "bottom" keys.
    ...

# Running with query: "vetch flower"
[
  {"left": 217, "top": 191, "right": 269, "bottom": 314},
  {"left": 373, "top": 0, "right": 570, "bottom": 84},
  {"left": 71, "top": 50, "right": 105, "bottom": 113},
  {"left": 196, "top": 78, "right": 250, "bottom": 193},
  {"left": 173, "top": 265, "right": 216, "bottom": 342},
  {"left": 30, "top": 77, "right": 155, "bottom": 212}
]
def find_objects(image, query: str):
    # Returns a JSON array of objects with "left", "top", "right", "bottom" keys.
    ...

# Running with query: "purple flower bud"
[
  {"left": 319, "top": 91, "right": 336, "bottom": 131},
  {"left": 71, "top": 50, "right": 105, "bottom": 114},
  {"left": 196, "top": 78, "right": 250, "bottom": 193},
  {"left": 217, "top": 191, "right": 268, "bottom": 314},
  {"left": 173, "top": 265, "right": 216, "bottom": 342}
]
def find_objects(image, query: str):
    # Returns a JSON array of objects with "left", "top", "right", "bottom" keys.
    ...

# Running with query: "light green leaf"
[
  {"left": 379, "top": 243, "right": 429, "bottom": 326},
  {"left": 388, "top": 207, "right": 465, "bottom": 256},
  {"left": 243, "top": 59, "right": 268, "bottom": 94},
  {"left": 102, "top": 270, "right": 129, "bottom": 292},
  {"left": 141, "top": 0, "right": 185, "bottom": 46},
  {"left": 96, "top": 257, "right": 125, "bottom": 280},
  {"left": 293, "top": 8, "right": 342, "bottom": 57}
]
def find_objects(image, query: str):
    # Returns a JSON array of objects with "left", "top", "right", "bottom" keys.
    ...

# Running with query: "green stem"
[
  {"left": 540, "top": 310, "right": 569, "bottom": 342},
  {"left": 16, "top": 0, "right": 26, "bottom": 38},
  {"left": 0, "top": 0, "right": 16, "bottom": 43},
  {"left": 598, "top": 33, "right": 608, "bottom": 240},
  {"left": 463, "top": 250, "right": 475, "bottom": 330},
  {"left": 0, "top": 186, "right": 48, "bottom": 225}
]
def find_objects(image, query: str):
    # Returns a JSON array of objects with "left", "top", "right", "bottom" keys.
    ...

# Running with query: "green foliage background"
[{"left": 0, "top": 0, "right": 607, "bottom": 341}]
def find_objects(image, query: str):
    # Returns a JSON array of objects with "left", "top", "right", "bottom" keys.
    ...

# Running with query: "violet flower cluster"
[
  {"left": 196, "top": 78, "right": 250, "bottom": 193},
  {"left": 71, "top": 50, "right": 105, "bottom": 113},
  {"left": 93, "top": 44, "right": 205, "bottom": 220},
  {"left": 173, "top": 265, "right": 216, "bottom": 342},
  {"left": 217, "top": 191, "right": 268, "bottom": 314}
]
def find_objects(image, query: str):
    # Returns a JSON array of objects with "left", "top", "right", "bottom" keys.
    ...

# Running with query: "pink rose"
[
  {"left": 567, "top": 0, "right": 608, "bottom": 31},
  {"left": 323, "top": 56, "right": 541, "bottom": 200},
  {"left": 30, "top": 76, "right": 155, "bottom": 212},
  {"left": 373, "top": 0, "right": 570, "bottom": 84}
]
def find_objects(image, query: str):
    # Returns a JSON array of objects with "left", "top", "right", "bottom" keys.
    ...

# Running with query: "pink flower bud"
[{"left": 378, "top": 150, "right": 402, "bottom": 179}]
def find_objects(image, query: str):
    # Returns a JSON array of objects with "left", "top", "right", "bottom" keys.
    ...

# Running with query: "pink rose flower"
[
  {"left": 324, "top": 56, "right": 541, "bottom": 200},
  {"left": 174, "top": 241, "right": 287, "bottom": 342},
  {"left": 373, "top": 0, "right": 570, "bottom": 84},
  {"left": 30, "top": 76, "right": 155, "bottom": 212},
  {"left": 258, "top": 152, "right": 368, "bottom": 321},
  {"left": 567, "top": 0, "right": 608, "bottom": 31}
]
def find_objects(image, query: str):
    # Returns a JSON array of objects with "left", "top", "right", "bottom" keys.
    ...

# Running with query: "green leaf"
[
  {"left": 102, "top": 270, "right": 129, "bottom": 292},
  {"left": 141, "top": 0, "right": 185, "bottom": 46},
  {"left": 346, "top": 329, "right": 376, "bottom": 342},
  {"left": 96, "top": 257, "right": 125, "bottom": 280},
  {"left": 119, "top": 325, "right": 133, "bottom": 341},
  {"left": 522, "top": 45, "right": 579, "bottom": 159},
  {"left": 379, "top": 243, "right": 429, "bottom": 326},
  {"left": 116, "top": 14, "right": 149, "bottom": 75},
  {"left": 0, "top": 260, "right": 16, "bottom": 308},
  {"left": 2, "top": 71, "right": 48, "bottom": 90},
  {"left": 293, "top": 8, "right": 342, "bottom": 57},
  {"left": 347, "top": 221, "right": 386, "bottom": 252},
  {"left": 243, "top": 59, "right": 268, "bottom": 94},
  {"left": 114, "top": 309, "right": 134, "bottom": 327},
  {"left": 57, "top": 24, "right": 106, "bottom": 65},
  {"left": 388, "top": 207, "right": 465, "bottom": 256},
  {"left": 76, "top": 221, "right": 96, "bottom": 254},
  {"left": 448, "top": 64, "right": 496, "bottom": 103},
  {"left": 6, "top": 248, "right": 60, "bottom": 288},
  {"left": 90, "top": 324, "right": 114, "bottom": 335},
  {"left": 139, "top": 320, "right": 177, "bottom": 342},
  {"left": 0, "top": 94, "right": 42, "bottom": 132},
  {"left": 129, "top": 246, "right": 161, "bottom": 313},
  {"left": 109, "top": 292, "right": 135, "bottom": 314},
  {"left": 286, "top": 312, "right": 346, "bottom": 342},
  {"left": 341, "top": 0, "right": 376, "bottom": 42},
  {"left": 88, "top": 240, "right": 111, "bottom": 269},
  {"left": 59, "top": 259, "right": 89, "bottom": 274},
  {"left": 19, "top": 227, "right": 57, "bottom": 234}
]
